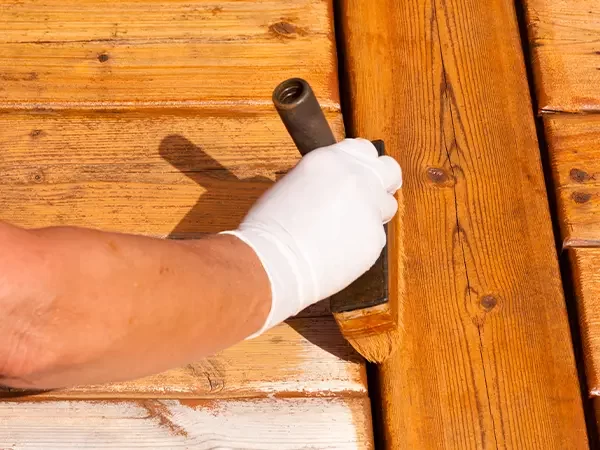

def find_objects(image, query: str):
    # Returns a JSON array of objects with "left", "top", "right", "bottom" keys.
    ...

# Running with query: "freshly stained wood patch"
[
  {"left": 0, "top": 111, "right": 343, "bottom": 237},
  {"left": 338, "top": 0, "right": 587, "bottom": 447},
  {"left": 1, "top": 318, "right": 365, "bottom": 399},
  {"left": 545, "top": 115, "right": 600, "bottom": 247},
  {"left": 569, "top": 248, "right": 600, "bottom": 396},
  {"left": 0, "top": 0, "right": 339, "bottom": 109},
  {"left": 522, "top": 0, "right": 600, "bottom": 113},
  {"left": 0, "top": 397, "right": 374, "bottom": 449}
]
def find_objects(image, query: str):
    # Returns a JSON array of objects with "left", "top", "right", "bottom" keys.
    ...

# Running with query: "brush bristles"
[
  {"left": 345, "top": 327, "right": 401, "bottom": 363},
  {"left": 334, "top": 192, "right": 405, "bottom": 364}
]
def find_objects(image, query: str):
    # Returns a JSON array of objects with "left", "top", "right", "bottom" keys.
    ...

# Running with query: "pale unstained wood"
[
  {"left": 569, "top": 248, "right": 600, "bottom": 396},
  {"left": 544, "top": 115, "right": 600, "bottom": 247},
  {"left": 339, "top": 0, "right": 587, "bottom": 447},
  {"left": 0, "top": 111, "right": 344, "bottom": 237},
  {"left": 0, "top": 0, "right": 339, "bottom": 108},
  {"left": 0, "top": 397, "right": 374, "bottom": 449},
  {"left": 0, "top": 317, "right": 366, "bottom": 399},
  {"left": 522, "top": 0, "right": 600, "bottom": 112}
]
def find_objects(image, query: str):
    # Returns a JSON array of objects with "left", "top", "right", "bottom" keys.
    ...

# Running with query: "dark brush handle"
[
  {"left": 273, "top": 78, "right": 385, "bottom": 157},
  {"left": 272, "top": 78, "right": 336, "bottom": 155}
]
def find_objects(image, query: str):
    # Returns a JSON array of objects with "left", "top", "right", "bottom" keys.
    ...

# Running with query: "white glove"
[{"left": 223, "top": 138, "right": 402, "bottom": 336}]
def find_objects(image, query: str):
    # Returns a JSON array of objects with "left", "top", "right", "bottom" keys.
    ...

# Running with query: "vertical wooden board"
[
  {"left": 570, "top": 248, "right": 600, "bottom": 396},
  {"left": 522, "top": 0, "right": 600, "bottom": 112},
  {"left": 0, "top": 111, "right": 344, "bottom": 237},
  {"left": 0, "top": 0, "right": 339, "bottom": 107},
  {"left": 0, "top": 318, "right": 365, "bottom": 399},
  {"left": 0, "top": 398, "right": 374, "bottom": 449},
  {"left": 338, "top": 0, "right": 587, "bottom": 448},
  {"left": 544, "top": 115, "right": 600, "bottom": 247}
]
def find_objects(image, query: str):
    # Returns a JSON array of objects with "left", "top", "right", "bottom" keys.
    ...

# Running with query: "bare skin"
[{"left": 0, "top": 221, "right": 270, "bottom": 389}]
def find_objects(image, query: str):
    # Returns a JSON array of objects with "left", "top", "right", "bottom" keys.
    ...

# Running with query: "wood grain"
[
  {"left": 0, "top": 317, "right": 366, "bottom": 399},
  {"left": 0, "top": 397, "right": 374, "bottom": 449},
  {"left": 0, "top": 0, "right": 339, "bottom": 109},
  {"left": 544, "top": 115, "right": 600, "bottom": 247},
  {"left": 0, "top": 110, "right": 344, "bottom": 237},
  {"left": 570, "top": 248, "right": 600, "bottom": 396},
  {"left": 522, "top": 0, "right": 600, "bottom": 113},
  {"left": 338, "top": 0, "right": 588, "bottom": 447},
  {"left": 0, "top": 0, "right": 332, "bottom": 43}
]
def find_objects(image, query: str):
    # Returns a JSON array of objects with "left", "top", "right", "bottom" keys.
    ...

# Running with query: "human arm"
[
  {"left": 1, "top": 226, "right": 270, "bottom": 389},
  {"left": 0, "top": 138, "right": 401, "bottom": 389}
]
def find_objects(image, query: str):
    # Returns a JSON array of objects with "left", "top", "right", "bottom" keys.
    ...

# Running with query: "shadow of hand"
[{"left": 159, "top": 134, "right": 274, "bottom": 239}]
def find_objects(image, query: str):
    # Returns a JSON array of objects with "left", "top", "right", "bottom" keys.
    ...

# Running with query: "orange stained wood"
[
  {"left": 570, "top": 248, "right": 600, "bottom": 397},
  {"left": 0, "top": 1, "right": 378, "bottom": 448},
  {"left": 544, "top": 115, "right": 600, "bottom": 247},
  {"left": 338, "top": 0, "right": 587, "bottom": 448},
  {"left": 522, "top": 0, "right": 600, "bottom": 113}
]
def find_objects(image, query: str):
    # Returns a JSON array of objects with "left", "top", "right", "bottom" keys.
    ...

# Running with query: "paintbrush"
[{"left": 272, "top": 78, "right": 403, "bottom": 363}]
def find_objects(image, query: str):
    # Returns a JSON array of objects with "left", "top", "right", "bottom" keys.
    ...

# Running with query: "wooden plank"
[
  {"left": 0, "top": 110, "right": 344, "bottom": 237},
  {"left": 0, "top": 0, "right": 333, "bottom": 43},
  {"left": 338, "top": 0, "right": 588, "bottom": 447},
  {"left": 522, "top": 0, "right": 600, "bottom": 113},
  {"left": 570, "top": 248, "right": 600, "bottom": 396},
  {"left": 0, "top": 0, "right": 339, "bottom": 108},
  {"left": 0, "top": 397, "right": 374, "bottom": 449},
  {"left": 0, "top": 317, "right": 365, "bottom": 399},
  {"left": 545, "top": 115, "right": 600, "bottom": 247}
]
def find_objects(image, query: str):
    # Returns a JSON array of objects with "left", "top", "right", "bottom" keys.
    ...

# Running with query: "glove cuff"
[{"left": 220, "top": 228, "right": 315, "bottom": 338}]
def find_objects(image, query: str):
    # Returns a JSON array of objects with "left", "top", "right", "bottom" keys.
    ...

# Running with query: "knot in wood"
[
  {"left": 571, "top": 191, "right": 592, "bottom": 204},
  {"left": 570, "top": 168, "right": 590, "bottom": 183},
  {"left": 426, "top": 167, "right": 452, "bottom": 185},
  {"left": 480, "top": 295, "right": 497, "bottom": 311}
]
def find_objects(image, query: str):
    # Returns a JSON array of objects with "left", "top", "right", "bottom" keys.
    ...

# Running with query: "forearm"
[{"left": 0, "top": 222, "right": 270, "bottom": 388}]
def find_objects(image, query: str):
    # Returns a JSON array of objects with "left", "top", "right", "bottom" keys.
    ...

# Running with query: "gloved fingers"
[
  {"left": 376, "top": 155, "right": 402, "bottom": 193},
  {"left": 381, "top": 192, "right": 399, "bottom": 224},
  {"left": 336, "top": 138, "right": 379, "bottom": 159}
]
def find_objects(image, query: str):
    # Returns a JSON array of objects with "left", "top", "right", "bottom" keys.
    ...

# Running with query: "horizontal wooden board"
[
  {"left": 0, "top": 110, "right": 344, "bottom": 237},
  {"left": 545, "top": 115, "right": 600, "bottom": 246},
  {"left": 523, "top": 0, "right": 600, "bottom": 112},
  {"left": 0, "top": 0, "right": 339, "bottom": 108},
  {"left": 569, "top": 248, "right": 600, "bottom": 396},
  {"left": 0, "top": 397, "right": 374, "bottom": 449},
  {"left": 0, "top": 0, "right": 332, "bottom": 43},
  {"left": 0, "top": 317, "right": 364, "bottom": 399}
]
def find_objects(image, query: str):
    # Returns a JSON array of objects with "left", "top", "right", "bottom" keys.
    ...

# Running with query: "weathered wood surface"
[
  {"left": 522, "top": 0, "right": 600, "bottom": 113},
  {"left": 0, "top": 110, "right": 344, "bottom": 237},
  {"left": 0, "top": 0, "right": 376, "bottom": 447},
  {"left": 338, "top": 0, "right": 588, "bottom": 447},
  {"left": 0, "top": 318, "right": 365, "bottom": 399},
  {"left": 570, "top": 248, "right": 600, "bottom": 396},
  {"left": 0, "top": 0, "right": 333, "bottom": 43},
  {"left": 0, "top": 397, "right": 374, "bottom": 449},
  {"left": 0, "top": 0, "right": 339, "bottom": 109},
  {"left": 545, "top": 115, "right": 600, "bottom": 247}
]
